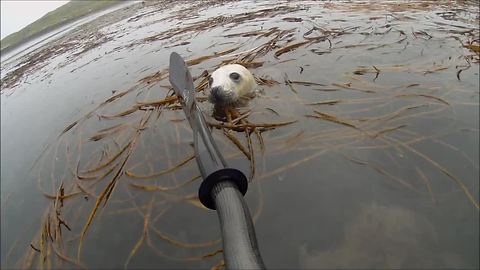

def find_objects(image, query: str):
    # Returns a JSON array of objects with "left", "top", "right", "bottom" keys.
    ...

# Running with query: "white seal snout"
[{"left": 208, "top": 64, "right": 256, "bottom": 107}]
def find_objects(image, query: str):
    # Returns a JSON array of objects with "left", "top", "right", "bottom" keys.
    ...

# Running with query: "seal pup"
[{"left": 208, "top": 64, "right": 256, "bottom": 107}]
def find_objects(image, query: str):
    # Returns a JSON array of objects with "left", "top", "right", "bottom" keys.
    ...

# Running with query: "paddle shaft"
[
  {"left": 212, "top": 181, "right": 266, "bottom": 269},
  {"left": 168, "top": 52, "right": 266, "bottom": 269}
]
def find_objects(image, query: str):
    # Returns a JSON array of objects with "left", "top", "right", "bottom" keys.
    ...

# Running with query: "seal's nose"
[
  {"left": 209, "top": 86, "right": 225, "bottom": 103},
  {"left": 211, "top": 86, "right": 222, "bottom": 96}
]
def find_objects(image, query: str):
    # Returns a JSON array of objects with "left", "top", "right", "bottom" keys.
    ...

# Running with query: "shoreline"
[{"left": 0, "top": 0, "right": 125, "bottom": 55}]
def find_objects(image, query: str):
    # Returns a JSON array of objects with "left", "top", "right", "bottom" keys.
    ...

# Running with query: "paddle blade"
[{"left": 169, "top": 52, "right": 195, "bottom": 106}]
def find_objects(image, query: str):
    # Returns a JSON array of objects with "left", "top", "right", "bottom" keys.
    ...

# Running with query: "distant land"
[{"left": 0, "top": 0, "right": 123, "bottom": 54}]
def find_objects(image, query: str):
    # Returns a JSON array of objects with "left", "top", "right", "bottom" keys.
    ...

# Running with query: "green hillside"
[{"left": 0, "top": 0, "right": 122, "bottom": 52}]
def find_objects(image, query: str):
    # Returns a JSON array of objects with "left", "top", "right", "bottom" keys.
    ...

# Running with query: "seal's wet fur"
[{"left": 208, "top": 64, "right": 256, "bottom": 107}]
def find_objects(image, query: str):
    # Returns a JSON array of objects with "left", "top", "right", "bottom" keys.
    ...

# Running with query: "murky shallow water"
[{"left": 1, "top": 1, "right": 479, "bottom": 269}]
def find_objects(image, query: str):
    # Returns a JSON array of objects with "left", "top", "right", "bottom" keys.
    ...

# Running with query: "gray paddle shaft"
[{"left": 169, "top": 52, "right": 265, "bottom": 269}]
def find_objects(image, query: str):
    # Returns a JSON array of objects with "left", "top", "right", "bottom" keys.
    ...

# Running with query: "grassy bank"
[{"left": 0, "top": 0, "right": 122, "bottom": 53}]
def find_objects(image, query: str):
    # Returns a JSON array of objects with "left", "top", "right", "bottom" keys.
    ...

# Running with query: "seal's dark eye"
[
  {"left": 229, "top": 72, "right": 240, "bottom": 81},
  {"left": 208, "top": 76, "right": 213, "bottom": 85}
]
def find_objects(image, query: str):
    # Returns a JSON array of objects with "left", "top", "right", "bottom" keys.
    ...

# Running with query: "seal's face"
[{"left": 208, "top": 64, "right": 256, "bottom": 107}]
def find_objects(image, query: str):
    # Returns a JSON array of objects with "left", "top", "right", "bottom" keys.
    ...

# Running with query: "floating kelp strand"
[
  {"left": 223, "top": 129, "right": 251, "bottom": 160},
  {"left": 311, "top": 110, "right": 359, "bottom": 129},
  {"left": 371, "top": 124, "right": 407, "bottom": 139},
  {"left": 284, "top": 74, "right": 298, "bottom": 94},
  {"left": 244, "top": 120, "right": 256, "bottom": 180},
  {"left": 331, "top": 82, "right": 376, "bottom": 93},
  {"left": 395, "top": 94, "right": 451, "bottom": 106},
  {"left": 255, "top": 76, "right": 280, "bottom": 86},
  {"left": 253, "top": 128, "right": 265, "bottom": 154},
  {"left": 80, "top": 141, "right": 132, "bottom": 175},
  {"left": 415, "top": 166, "right": 437, "bottom": 204},
  {"left": 128, "top": 175, "right": 201, "bottom": 192},
  {"left": 305, "top": 100, "right": 341, "bottom": 106},
  {"left": 123, "top": 195, "right": 156, "bottom": 269},
  {"left": 78, "top": 111, "right": 151, "bottom": 261},
  {"left": 207, "top": 120, "right": 297, "bottom": 130},
  {"left": 385, "top": 135, "right": 479, "bottom": 210},
  {"left": 89, "top": 124, "right": 130, "bottom": 141},
  {"left": 126, "top": 154, "right": 195, "bottom": 179},
  {"left": 274, "top": 40, "right": 310, "bottom": 58},
  {"left": 99, "top": 106, "right": 139, "bottom": 120},
  {"left": 398, "top": 127, "right": 479, "bottom": 170},
  {"left": 340, "top": 153, "right": 418, "bottom": 192},
  {"left": 150, "top": 224, "right": 222, "bottom": 249}
]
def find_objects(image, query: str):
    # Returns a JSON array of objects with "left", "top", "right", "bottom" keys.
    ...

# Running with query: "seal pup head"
[{"left": 208, "top": 64, "right": 256, "bottom": 107}]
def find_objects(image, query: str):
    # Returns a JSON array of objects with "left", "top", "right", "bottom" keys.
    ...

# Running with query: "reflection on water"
[
  {"left": 299, "top": 203, "right": 462, "bottom": 269},
  {"left": 1, "top": 1, "right": 478, "bottom": 269}
]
